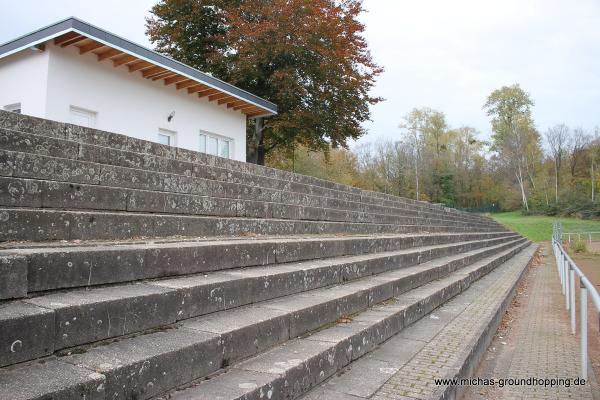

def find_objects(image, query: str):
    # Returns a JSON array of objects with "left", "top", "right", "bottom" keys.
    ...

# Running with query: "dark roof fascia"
[{"left": 0, "top": 17, "right": 277, "bottom": 115}]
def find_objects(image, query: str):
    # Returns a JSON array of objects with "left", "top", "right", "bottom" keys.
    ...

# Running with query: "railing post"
[
  {"left": 581, "top": 284, "right": 588, "bottom": 380},
  {"left": 561, "top": 254, "right": 566, "bottom": 295},
  {"left": 565, "top": 263, "right": 570, "bottom": 310},
  {"left": 570, "top": 268, "right": 576, "bottom": 334}
]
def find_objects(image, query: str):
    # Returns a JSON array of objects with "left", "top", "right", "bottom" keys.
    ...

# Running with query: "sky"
[{"left": 1, "top": 0, "right": 599, "bottom": 145}]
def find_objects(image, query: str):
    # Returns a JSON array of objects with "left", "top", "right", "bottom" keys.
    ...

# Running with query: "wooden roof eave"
[{"left": 48, "top": 29, "right": 276, "bottom": 116}]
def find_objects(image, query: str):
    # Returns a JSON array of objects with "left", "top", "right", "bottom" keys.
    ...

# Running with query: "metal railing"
[
  {"left": 562, "top": 231, "right": 600, "bottom": 244},
  {"left": 552, "top": 222, "right": 600, "bottom": 380}
]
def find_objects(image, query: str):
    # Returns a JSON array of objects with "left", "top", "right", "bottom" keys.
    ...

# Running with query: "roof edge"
[{"left": 0, "top": 17, "right": 277, "bottom": 115}]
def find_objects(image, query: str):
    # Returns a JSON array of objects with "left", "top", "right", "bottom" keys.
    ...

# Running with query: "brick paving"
[
  {"left": 371, "top": 251, "right": 531, "bottom": 400},
  {"left": 498, "top": 247, "right": 594, "bottom": 400}
]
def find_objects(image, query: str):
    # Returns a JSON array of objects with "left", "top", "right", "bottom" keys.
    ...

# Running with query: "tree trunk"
[
  {"left": 554, "top": 162, "right": 559, "bottom": 203},
  {"left": 592, "top": 160, "right": 595, "bottom": 202},
  {"left": 516, "top": 164, "right": 529, "bottom": 211},
  {"left": 247, "top": 117, "right": 264, "bottom": 165},
  {"left": 414, "top": 157, "right": 420, "bottom": 201}
]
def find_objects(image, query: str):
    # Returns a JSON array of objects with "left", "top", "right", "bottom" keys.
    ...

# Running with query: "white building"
[{"left": 0, "top": 18, "right": 277, "bottom": 162}]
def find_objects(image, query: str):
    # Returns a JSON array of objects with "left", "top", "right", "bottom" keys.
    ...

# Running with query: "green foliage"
[
  {"left": 434, "top": 172, "right": 455, "bottom": 207},
  {"left": 528, "top": 190, "right": 600, "bottom": 219},
  {"left": 483, "top": 84, "right": 535, "bottom": 151},
  {"left": 572, "top": 239, "right": 588, "bottom": 254},
  {"left": 147, "top": 0, "right": 383, "bottom": 164}
]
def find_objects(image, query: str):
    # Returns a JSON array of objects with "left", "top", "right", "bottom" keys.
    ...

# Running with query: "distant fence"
[
  {"left": 562, "top": 231, "right": 600, "bottom": 244},
  {"left": 552, "top": 222, "right": 600, "bottom": 380},
  {"left": 457, "top": 204, "right": 501, "bottom": 214}
]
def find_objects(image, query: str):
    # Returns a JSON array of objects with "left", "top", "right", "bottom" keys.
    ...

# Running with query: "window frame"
[
  {"left": 69, "top": 105, "right": 97, "bottom": 128},
  {"left": 158, "top": 128, "right": 177, "bottom": 147},
  {"left": 3, "top": 103, "right": 21, "bottom": 114},
  {"left": 199, "top": 130, "right": 233, "bottom": 159}
]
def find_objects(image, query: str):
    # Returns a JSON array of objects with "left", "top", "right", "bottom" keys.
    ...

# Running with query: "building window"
[
  {"left": 69, "top": 106, "right": 97, "bottom": 128},
  {"left": 158, "top": 128, "right": 176, "bottom": 146},
  {"left": 199, "top": 131, "right": 233, "bottom": 159},
  {"left": 3, "top": 103, "right": 21, "bottom": 114}
]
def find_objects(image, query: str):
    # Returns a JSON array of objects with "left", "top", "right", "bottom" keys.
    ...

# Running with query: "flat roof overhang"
[{"left": 0, "top": 17, "right": 277, "bottom": 118}]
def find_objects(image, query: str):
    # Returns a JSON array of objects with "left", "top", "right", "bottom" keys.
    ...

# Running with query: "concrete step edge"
[
  {"left": 0, "top": 236, "right": 525, "bottom": 367},
  {"left": 0, "top": 207, "right": 508, "bottom": 242},
  {"left": 0, "top": 240, "right": 529, "bottom": 400},
  {"left": 0, "top": 124, "right": 496, "bottom": 225},
  {"left": 0, "top": 149, "right": 496, "bottom": 227},
  {"left": 1, "top": 232, "right": 520, "bottom": 297},
  {"left": 153, "top": 242, "right": 533, "bottom": 400}
]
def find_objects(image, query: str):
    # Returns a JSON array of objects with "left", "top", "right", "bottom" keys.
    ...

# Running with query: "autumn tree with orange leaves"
[{"left": 146, "top": 0, "right": 382, "bottom": 164}]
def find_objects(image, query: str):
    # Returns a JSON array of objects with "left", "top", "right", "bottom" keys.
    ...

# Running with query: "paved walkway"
[
  {"left": 370, "top": 250, "right": 533, "bottom": 400},
  {"left": 496, "top": 246, "right": 595, "bottom": 399},
  {"left": 462, "top": 244, "right": 598, "bottom": 400}
]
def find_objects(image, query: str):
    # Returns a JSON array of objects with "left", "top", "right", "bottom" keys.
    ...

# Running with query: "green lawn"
[{"left": 490, "top": 211, "right": 600, "bottom": 242}]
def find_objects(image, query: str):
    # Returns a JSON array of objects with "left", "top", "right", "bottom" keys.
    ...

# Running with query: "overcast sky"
[{"left": 1, "top": 0, "right": 599, "bottom": 145}]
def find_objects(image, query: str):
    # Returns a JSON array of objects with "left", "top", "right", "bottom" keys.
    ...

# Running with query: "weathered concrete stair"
[
  {"left": 0, "top": 112, "right": 501, "bottom": 229},
  {"left": 0, "top": 112, "right": 493, "bottom": 222},
  {"left": 300, "top": 246, "right": 537, "bottom": 400},
  {"left": 1, "top": 231, "right": 517, "bottom": 297},
  {"left": 156, "top": 244, "right": 534, "bottom": 400},
  {"left": 0, "top": 233, "right": 524, "bottom": 367},
  {"left": 0, "top": 111, "right": 522, "bottom": 400},
  {"left": 0, "top": 130, "right": 493, "bottom": 227},
  {"left": 0, "top": 239, "right": 531, "bottom": 400},
  {"left": 0, "top": 122, "right": 504, "bottom": 242}
]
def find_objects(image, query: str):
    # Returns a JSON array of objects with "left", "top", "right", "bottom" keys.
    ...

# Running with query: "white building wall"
[
  {"left": 0, "top": 49, "right": 49, "bottom": 117},
  {"left": 43, "top": 43, "right": 247, "bottom": 161}
]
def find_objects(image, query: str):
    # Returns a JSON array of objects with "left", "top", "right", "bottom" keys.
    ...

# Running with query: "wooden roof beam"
[
  {"left": 218, "top": 96, "right": 237, "bottom": 105},
  {"left": 54, "top": 32, "right": 82, "bottom": 46},
  {"left": 208, "top": 92, "right": 230, "bottom": 102},
  {"left": 246, "top": 110, "right": 267, "bottom": 118},
  {"left": 165, "top": 75, "right": 189, "bottom": 86},
  {"left": 97, "top": 48, "right": 123, "bottom": 61},
  {"left": 188, "top": 84, "right": 210, "bottom": 94},
  {"left": 59, "top": 35, "right": 87, "bottom": 47},
  {"left": 142, "top": 66, "right": 167, "bottom": 78},
  {"left": 234, "top": 103, "right": 257, "bottom": 111},
  {"left": 227, "top": 100, "right": 247, "bottom": 108},
  {"left": 112, "top": 55, "right": 137, "bottom": 67},
  {"left": 79, "top": 41, "right": 105, "bottom": 54},
  {"left": 128, "top": 61, "right": 153, "bottom": 72},
  {"left": 152, "top": 71, "right": 177, "bottom": 81},
  {"left": 198, "top": 88, "right": 220, "bottom": 98},
  {"left": 176, "top": 80, "right": 198, "bottom": 90}
]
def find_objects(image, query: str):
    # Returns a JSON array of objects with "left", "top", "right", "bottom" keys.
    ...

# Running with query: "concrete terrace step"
[
  {"left": 0, "top": 124, "right": 497, "bottom": 228},
  {"left": 302, "top": 245, "right": 537, "bottom": 400},
  {"left": 0, "top": 145, "right": 497, "bottom": 229},
  {"left": 0, "top": 207, "right": 505, "bottom": 243},
  {"left": 0, "top": 231, "right": 517, "bottom": 296},
  {"left": 0, "top": 174, "right": 497, "bottom": 233},
  {"left": 0, "top": 240, "right": 530, "bottom": 400},
  {"left": 0, "top": 113, "right": 492, "bottom": 225},
  {"left": 0, "top": 235, "right": 524, "bottom": 367},
  {"left": 154, "top": 243, "right": 534, "bottom": 400}
]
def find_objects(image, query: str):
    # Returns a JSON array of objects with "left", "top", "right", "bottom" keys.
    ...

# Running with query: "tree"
[
  {"left": 398, "top": 108, "right": 428, "bottom": 200},
  {"left": 568, "top": 127, "right": 592, "bottom": 182},
  {"left": 544, "top": 124, "right": 569, "bottom": 202},
  {"left": 483, "top": 84, "right": 539, "bottom": 211},
  {"left": 146, "top": 0, "right": 383, "bottom": 165}
]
